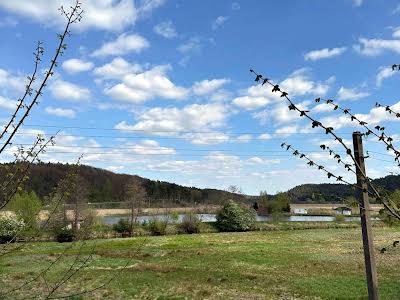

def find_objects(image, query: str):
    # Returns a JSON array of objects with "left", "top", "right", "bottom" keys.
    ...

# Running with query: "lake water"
[{"left": 101, "top": 214, "right": 363, "bottom": 225}]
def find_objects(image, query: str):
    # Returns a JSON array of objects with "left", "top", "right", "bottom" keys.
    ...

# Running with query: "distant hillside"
[
  {"left": 5, "top": 163, "right": 400, "bottom": 206},
  {"left": 20, "top": 163, "right": 246, "bottom": 207},
  {"left": 286, "top": 175, "right": 400, "bottom": 203}
]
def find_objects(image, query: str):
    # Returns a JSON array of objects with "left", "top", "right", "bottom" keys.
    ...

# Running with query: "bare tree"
[{"left": 125, "top": 177, "right": 147, "bottom": 235}]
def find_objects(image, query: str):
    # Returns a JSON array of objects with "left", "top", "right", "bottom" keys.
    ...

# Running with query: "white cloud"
[
  {"left": 258, "top": 133, "right": 272, "bottom": 140},
  {"left": 105, "top": 65, "right": 188, "bottom": 103},
  {"left": 62, "top": 58, "right": 94, "bottom": 74},
  {"left": 50, "top": 79, "right": 90, "bottom": 101},
  {"left": 393, "top": 27, "right": 400, "bottom": 39},
  {"left": 153, "top": 21, "right": 177, "bottom": 39},
  {"left": 125, "top": 139, "right": 175, "bottom": 155},
  {"left": 192, "top": 79, "right": 230, "bottom": 96},
  {"left": 312, "top": 103, "right": 334, "bottom": 113},
  {"left": 246, "top": 157, "right": 280, "bottom": 165},
  {"left": 275, "top": 125, "right": 298, "bottom": 137},
  {"left": 0, "top": 68, "right": 25, "bottom": 94},
  {"left": 279, "top": 69, "right": 331, "bottom": 96},
  {"left": 236, "top": 134, "right": 252, "bottom": 143},
  {"left": 0, "top": 95, "right": 16, "bottom": 110},
  {"left": 177, "top": 37, "right": 204, "bottom": 66},
  {"left": 376, "top": 66, "right": 398, "bottom": 87},
  {"left": 115, "top": 103, "right": 229, "bottom": 135},
  {"left": 212, "top": 16, "right": 229, "bottom": 30},
  {"left": 137, "top": 0, "right": 166, "bottom": 18},
  {"left": 304, "top": 47, "right": 346, "bottom": 61},
  {"left": 91, "top": 33, "right": 149, "bottom": 57},
  {"left": 93, "top": 57, "right": 142, "bottom": 80},
  {"left": 353, "top": 0, "right": 363, "bottom": 7},
  {"left": 337, "top": 87, "right": 370, "bottom": 101},
  {"left": 232, "top": 96, "right": 269, "bottom": 110},
  {"left": 354, "top": 37, "right": 400, "bottom": 56},
  {"left": 321, "top": 101, "right": 400, "bottom": 130},
  {"left": 184, "top": 132, "right": 230, "bottom": 145},
  {"left": 0, "top": 0, "right": 138, "bottom": 32},
  {"left": 45, "top": 106, "right": 76, "bottom": 118},
  {"left": 177, "top": 37, "right": 201, "bottom": 54},
  {"left": 253, "top": 100, "right": 310, "bottom": 125}
]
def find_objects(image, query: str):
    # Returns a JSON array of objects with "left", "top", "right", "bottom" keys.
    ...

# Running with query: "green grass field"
[{"left": 1, "top": 227, "right": 400, "bottom": 299}]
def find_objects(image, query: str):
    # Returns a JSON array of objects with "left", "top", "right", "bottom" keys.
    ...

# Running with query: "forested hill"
[
  {"left": 9, "top": 163, "right": 400, "bottom": 205},
  {"left": 287, "top": 175, "right": 400, "bottom": 203},
  {"left": 21, "top": 163, "right": 246, "bottom": 206}
]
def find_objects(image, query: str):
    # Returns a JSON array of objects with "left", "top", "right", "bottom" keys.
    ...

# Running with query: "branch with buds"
[
  {"left": 0, "top": 0, "right": 83, "bottom": 155},
  {"left": 392, "top": 64, "right": 400, "bottom": 71},
  {"left": 315, "top": 97, "right": 400, "bottom": 167},
  {"left": 250, "top": 69, "right": 400, "bottom": 221}
]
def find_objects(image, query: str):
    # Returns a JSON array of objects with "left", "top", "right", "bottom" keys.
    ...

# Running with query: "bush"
[
  {"left": 177, "top": 214, "right": 202, "bottom": 234},
  {"left": 0, "top": 216, "right": 25, "bottom": 243},
  {"left": 113, "top": 219, "right": 131, "bottom": 235},
  {"left": 9, "top": 191, "right": 42, "bottom": 229},
  {"left": 55, "top": 228, "right": 74, "bottom": 243},
  {"left": 215, "top": 200, "right": 257, "bottom": 232},
  {"left": 148, "top": 219, "right": 167, "bottom": 236},
  {"left": 334, "top": 214, "right": 345, "bottom": 223}
]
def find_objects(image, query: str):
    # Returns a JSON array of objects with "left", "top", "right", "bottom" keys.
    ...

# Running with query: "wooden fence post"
[{"left": 352, "top": 131, "right": 379, "bottom": 300}]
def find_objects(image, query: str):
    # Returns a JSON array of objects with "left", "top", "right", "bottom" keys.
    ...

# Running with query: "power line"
[{"left": 22, "top": 124, "right": 358, "bottom": 135}]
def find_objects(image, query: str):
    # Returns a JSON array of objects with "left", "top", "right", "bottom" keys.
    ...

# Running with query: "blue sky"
[{"left": 0, "top": 0, "right": 400, "bottom": 195}]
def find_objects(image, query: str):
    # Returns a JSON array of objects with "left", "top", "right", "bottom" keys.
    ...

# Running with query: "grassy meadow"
[{"left": 1, "top": 227, "right": 400, "bottom": 299}]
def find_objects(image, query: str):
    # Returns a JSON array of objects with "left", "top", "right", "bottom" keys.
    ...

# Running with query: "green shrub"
[
  {"left": 215, "top": 200, "right": 257, "bottom": 232},
  {"left": 9, "top": 191, "right": 42, "bottom": 229},
  {"left": 113, "top": 219, "right": 131, "bottom": 234},
  {"left": 177, "top": 214, "right": 202, "bottom": 234},
  {"left": 334, "top": 214, "right": 345, "bottom": 223},
  {"left": 55, "top": 228, "right": 74, "bottom": 243},
  {"left": 0, "top": 216, "right": 25, "bottom": 243},
  {"left": 148, "top": 219, "right": 167, "bottom": 236}
]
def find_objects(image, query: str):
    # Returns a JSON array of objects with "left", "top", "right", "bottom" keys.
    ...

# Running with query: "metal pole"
[{"left": 352, "top": 131, "right": 379, "bottom": 300}]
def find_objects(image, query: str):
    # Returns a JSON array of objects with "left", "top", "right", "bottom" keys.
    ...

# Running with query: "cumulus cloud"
[
  {"left": 0, "top": 95, "right": 16, "bottom": 110},
  {"left": 0, "top": 68, "right": 26, "bottom": 94},
  {"left": 91, "top": 33, "right": 149, "bottom": 57},
  {"left": 93, "top": 57, "right": 142, "bottom": 80},
  {"left": 232, "top": 96, "right": 269, "bottom": 110},
  {"left": 62, "top": 58, "right": 94, "bottom": 74},
  {"left": 114, "top": 103, "right": 230, "bottom": 144},
  {"left": 337, "top": 87, "right": 370, "bottom": 101},
  {"left": 50, "top": 79, "right": 90, "bottom": 101},
  {"left": 304, "top": 47, "right": 346, "bottom": 61},
  {"left": 0, "top": 0, "right": 138, "bottom": 32},
  {"left": 354, "top": 37, "right": 400, "bottom": 56},
  {"left": 321, "top": 101, "right": 400, "bottom": 130},
  {"left": 153, "top": 21, "right": 177, "bottom": 38},
  {"left": 258, "top": 133, "right": 272, "bottom": 140},
  {"left": 105, "top": 65, "right": 188, "bottom": 103},
  {"left": 212, "top": 16, "right": 229, "bottom": 30},
  {"left": 192, "top": 79, "right": 230, "bottom": 96},
  {"left": 45, "top": 106, "right": 76, "bottom": 118}
]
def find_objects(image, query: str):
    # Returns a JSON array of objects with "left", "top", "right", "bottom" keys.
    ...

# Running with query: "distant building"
[
  {"left": 293, "top": 208, "right": 308, "bottom": 215},
  {"left": 334, "top": 206, "right": 352, "bottom": 216}
]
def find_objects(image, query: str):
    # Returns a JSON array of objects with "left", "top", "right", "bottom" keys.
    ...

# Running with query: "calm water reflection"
[{"left": 101, "top": 214, "right": 362, "bottom": 225}]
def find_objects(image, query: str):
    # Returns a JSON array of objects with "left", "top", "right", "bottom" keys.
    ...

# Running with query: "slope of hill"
[
  {"left": 22, "top": 163, "right": 245, "bottom": 207},
  {"left": 286, "top": 175, "right": 400, "bottom": 203},
  {"left": 6, "top": 163, "right": 400, "bottom": 205}
]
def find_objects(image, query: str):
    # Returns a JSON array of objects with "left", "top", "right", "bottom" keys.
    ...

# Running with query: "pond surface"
[{"left": 101, "top": 214, "right": 363, "bottom": 225}]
